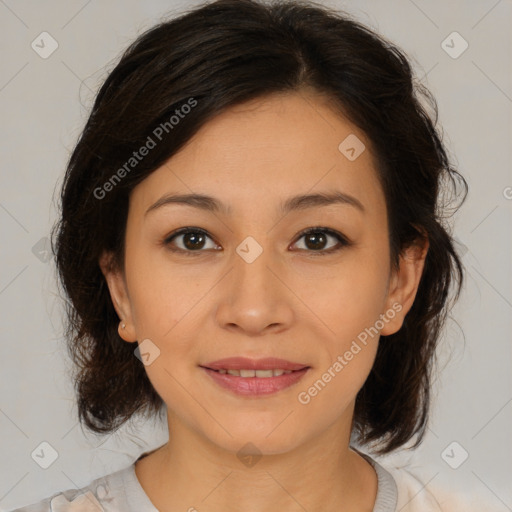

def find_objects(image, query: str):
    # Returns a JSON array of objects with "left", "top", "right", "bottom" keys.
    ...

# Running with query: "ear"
[
  {"left": 380, "top": 235, "right": 429, "bottom": 336},
  {"left": 99, "top": 251, "right": 137, "bottom": 342}
]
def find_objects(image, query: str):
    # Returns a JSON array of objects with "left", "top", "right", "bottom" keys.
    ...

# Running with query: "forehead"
[{"left": 130, "top": 92, "right": 385, "bottom": 217}]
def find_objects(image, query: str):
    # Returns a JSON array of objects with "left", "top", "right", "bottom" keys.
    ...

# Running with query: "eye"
[
  {"left": 164, "top": 227, "right": 220, "bottom": 255},
  {"left": 163, "top": 226, "right": 351, "bottom": 257},
  {"left": 291, "top": 227, "right": 351, "bottom": 255}
]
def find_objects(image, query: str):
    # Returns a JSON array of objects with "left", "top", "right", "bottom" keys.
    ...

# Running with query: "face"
[{"left": 102, "top": 91, "right": 426, "bottom": 456}]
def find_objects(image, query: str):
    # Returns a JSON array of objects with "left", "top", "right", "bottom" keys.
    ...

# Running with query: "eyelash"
[{"left": 163, "top": 226, "right": 351, "bottom": 257}]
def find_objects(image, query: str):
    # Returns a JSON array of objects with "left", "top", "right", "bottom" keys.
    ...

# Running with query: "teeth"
[
  {"left": 240, "top": 369, "right": 257, "bottom": 377},
  {"left": 221, "top": 369, "right": 294, "bottom": 377}
]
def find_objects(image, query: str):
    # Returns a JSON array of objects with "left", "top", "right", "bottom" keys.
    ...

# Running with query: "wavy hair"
[{"left": 52, "top": 0, "right": 467, "bottom": 454}]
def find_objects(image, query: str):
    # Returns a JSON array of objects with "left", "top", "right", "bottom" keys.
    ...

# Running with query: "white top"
[{"left": 8, "top": 450, "right": 491, "bottom": 512}]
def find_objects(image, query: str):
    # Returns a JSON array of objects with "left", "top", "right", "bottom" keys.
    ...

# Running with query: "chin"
[{"left": 204, "top": 422, "right": 309, "bottom": 458}]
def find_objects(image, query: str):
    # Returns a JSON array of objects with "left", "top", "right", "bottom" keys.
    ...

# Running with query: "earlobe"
[
  {"left": 99, "top": 251, "right": 137, "bottom": 342},
  {"left": 381, "top": 236, "right": 429, "bottom": 336}
]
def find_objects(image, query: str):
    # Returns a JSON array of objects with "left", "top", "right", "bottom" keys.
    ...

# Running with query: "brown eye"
[
  {"left": 292, "top": 227, "right": 350, "bottom": 255},
  {"left": 165, "top": 227, "right": 220, "bottom": 254},
  {"left": 181, "top": 231, "right": 207, "bottom": 250},
  {"left": 303, "top": 231, "right": 328, "bottom": 250}
]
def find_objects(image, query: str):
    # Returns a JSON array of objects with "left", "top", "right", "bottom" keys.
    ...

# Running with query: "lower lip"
[{"left": 201, "top": 367, "right": 309, "bottom": 396}]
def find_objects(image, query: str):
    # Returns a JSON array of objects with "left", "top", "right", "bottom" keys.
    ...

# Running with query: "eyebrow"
[{"left": 145, "top": 190, "right": 365, "bottom": 217}]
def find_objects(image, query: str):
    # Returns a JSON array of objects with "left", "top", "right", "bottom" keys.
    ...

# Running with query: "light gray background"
[{"left": 0, "top": 0, "right": 511, "bottom": 510}]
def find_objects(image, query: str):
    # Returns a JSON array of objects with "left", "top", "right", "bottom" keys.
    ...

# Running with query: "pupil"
[
  {"left": 306, "top": 232, "right": 326, "bottom": 250},
  {"left": 184, "top": 232, "right": 205, "bottom": 250}
]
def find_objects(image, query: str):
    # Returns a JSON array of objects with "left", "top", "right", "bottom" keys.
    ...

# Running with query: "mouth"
[{"left": 199, "top": 357, "right": 310, "bottom": 396}]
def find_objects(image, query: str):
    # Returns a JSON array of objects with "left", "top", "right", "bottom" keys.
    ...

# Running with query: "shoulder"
[
  {"left": 381, "top": 460, "right": 499, "bottom": 512},
  {"left": 385, "top": 465, "right": 446, "bottom": 511},
  {"left": 8, "top": 465, "right": 132, "bottom": 512},
  {"left": 354, "top": 446, "right": 498, "bottom": 512}
]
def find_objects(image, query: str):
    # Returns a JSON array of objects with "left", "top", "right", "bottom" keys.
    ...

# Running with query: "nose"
[{"left": 214, "top": 241, "right": 294, "bottom": 337}]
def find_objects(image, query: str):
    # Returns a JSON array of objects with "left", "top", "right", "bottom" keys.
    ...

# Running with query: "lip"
[
  {"left": 201, "top": 366, "right": 310, "bottom": 396},
  {"left": 202, "top": 357, "right": 309, "bottom": 371}
]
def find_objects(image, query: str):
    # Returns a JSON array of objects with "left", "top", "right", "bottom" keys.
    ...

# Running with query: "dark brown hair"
[{"left": 52, "top": 0, "right": 467, "bottom": 454}]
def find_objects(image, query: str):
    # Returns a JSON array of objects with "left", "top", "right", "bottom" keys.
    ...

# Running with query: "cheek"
[
  {"left": 294, "top": 342, "right": 378, "bottom": 439},
  {"left": 293, "top": 250, "right": 390, "bottom": 340},
  {"left": 293, "top": 250, "right": 389, "bottom": 395},
  {"left": 124, "top": 239, "right": 208, "bottom": 339},
  {"left": 294, "top": 261, "right": 387, "bottom": 418}
]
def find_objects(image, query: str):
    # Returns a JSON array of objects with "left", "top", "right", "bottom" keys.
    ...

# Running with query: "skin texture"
[{"left": 100, "top": 91, "right": 428, "bottom": 512}]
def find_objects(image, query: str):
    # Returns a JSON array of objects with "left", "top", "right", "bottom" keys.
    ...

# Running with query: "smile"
[{"left": 201, "top": 366, "right": 310, "bottom": 396}]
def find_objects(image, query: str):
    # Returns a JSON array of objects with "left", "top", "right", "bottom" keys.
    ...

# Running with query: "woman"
[{"left": 12, "top": 0, "right": 477, "bottom": 510}]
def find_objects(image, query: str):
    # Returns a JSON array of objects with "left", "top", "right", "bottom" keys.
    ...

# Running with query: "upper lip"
[{"left": 201, "top": 357, "right": 309, "bottom": 371}]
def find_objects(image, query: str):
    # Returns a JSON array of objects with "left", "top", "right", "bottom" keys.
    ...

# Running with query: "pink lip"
[
  {"left": 201, "top": 367, "right": 310, "bottom": 396},
  {"left": 202, "top": 357, "right": 309, "bottom": 371}
]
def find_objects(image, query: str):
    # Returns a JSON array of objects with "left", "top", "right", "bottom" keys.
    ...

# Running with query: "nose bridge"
[
  {"left": 214, "top": 233, "right": 292, "bottom": 334},
  {"left": 235, "top": 234, "right": 272, "bottom": 290}
]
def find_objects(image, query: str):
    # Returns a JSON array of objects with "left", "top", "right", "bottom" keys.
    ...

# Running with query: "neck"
[{"left": 135, "top": 412, "right": 378, "bottom": 512}]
